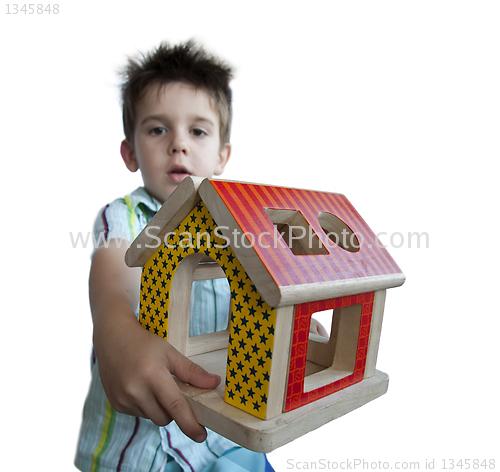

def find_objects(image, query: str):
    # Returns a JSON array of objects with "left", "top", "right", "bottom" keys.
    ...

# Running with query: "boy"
[
  {"left": 76, "top": 40, "right": 325, "bottom": 472},
  {"left": 75, "top": 40, "right": 275, "bottom": 472}
]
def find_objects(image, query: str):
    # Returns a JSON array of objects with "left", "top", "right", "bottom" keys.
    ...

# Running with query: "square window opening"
[
  {"left": 304, "top": 304, "right": 362, "bottom": 393},
  {"left": 265, "top": 208, "right": 328, "bottom": 256}
]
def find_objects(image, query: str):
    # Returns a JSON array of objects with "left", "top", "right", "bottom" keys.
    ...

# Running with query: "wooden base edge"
[{"left": 176, "top": 370, "right": 389, "bottom": 453}]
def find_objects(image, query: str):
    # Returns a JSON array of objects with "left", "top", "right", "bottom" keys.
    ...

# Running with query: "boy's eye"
[
  {"left": 151, "top": 127, "right": 166, "bottom": 135},
  {"left": 191, "top": 128, "right": 207, "bottom": 137}
]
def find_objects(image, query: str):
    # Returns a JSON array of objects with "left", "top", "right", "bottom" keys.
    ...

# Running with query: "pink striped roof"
[{"left": 209, "top": 180, "right": 403, "bottom": 288}]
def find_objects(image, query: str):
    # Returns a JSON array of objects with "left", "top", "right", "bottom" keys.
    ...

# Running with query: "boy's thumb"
[{"left": 169, "top": 348, "right": 221, "bottom": 389}]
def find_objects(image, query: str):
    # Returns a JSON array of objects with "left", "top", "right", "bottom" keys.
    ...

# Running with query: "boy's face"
[{"left": 121, "top": 82, "right": 231, "bottom": 203}]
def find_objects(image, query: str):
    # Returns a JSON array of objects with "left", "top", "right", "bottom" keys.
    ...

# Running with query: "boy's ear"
[
  {"left": 120, "top": 139, "right": 139, "bottom": 172},
  {"left": 214, "top": 143, "right": 231, "bottom": 176}
]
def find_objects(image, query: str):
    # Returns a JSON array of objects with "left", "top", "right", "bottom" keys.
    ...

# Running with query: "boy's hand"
[
  {"left": 310, "top": 318, "right": 329, "bottom": 337},
  {"left": 96, "top": 317, "right": 220, "bottom": 442},
  {"left": 90, "top": 240, "right": 220, "bottom": 443}
]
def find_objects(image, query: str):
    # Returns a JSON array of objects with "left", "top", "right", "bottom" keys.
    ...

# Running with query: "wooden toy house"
[{"left": 125, "top": 177, "right": 405, "bottom": 452}]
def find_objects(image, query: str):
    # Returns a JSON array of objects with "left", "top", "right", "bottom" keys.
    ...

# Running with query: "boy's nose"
[{"left": 169, "top": 132, "right": 188, "bottom": 154}]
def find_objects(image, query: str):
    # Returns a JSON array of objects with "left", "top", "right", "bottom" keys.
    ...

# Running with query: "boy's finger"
[
  {"left": 167, "top": 345, "right": 221, "bottom": 389},
  {"left": 154, "top": 369, "right": 208, "bottom": 442},
  {"left": 139, "top": 394, "right": 173, "bottom": 427}
]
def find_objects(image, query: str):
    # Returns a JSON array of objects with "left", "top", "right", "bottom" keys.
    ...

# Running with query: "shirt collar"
[{"left": 128, "top": 186, "right": 163, "bottom": 213}]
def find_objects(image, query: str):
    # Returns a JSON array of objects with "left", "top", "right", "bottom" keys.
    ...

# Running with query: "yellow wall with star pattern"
[{"left": 139, "top": 201, "right": 277, "bottom": 418}]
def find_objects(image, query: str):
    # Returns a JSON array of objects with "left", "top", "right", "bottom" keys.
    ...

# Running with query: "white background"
[{"left": 1, "top": 1, "right": 499, "bottom": 470}]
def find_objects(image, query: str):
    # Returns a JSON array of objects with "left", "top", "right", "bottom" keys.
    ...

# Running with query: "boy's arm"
[{"left": 90, "top": 239, "right": 221, "bottom": 443}]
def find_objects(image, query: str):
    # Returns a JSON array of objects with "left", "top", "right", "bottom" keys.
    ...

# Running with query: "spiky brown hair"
[{"left": 120, "top": 40, "right": 233, "bottom": 146}]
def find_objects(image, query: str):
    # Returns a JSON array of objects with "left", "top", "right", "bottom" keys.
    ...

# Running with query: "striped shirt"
[{"left": 75, "top": 187, "right": 239, "bottom": 472}]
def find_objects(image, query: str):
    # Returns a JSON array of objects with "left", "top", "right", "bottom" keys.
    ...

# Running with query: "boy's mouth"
[{"left": 168, "top": 165, "right": 191, "bottom": 183}]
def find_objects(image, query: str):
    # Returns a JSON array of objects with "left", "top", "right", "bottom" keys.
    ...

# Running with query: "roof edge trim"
[
  {"left": 125, "top": 176, "right": 206, "bottom": 267},
  {"left": 277, "top": 273, "right": 406, "bottom": 307}
]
